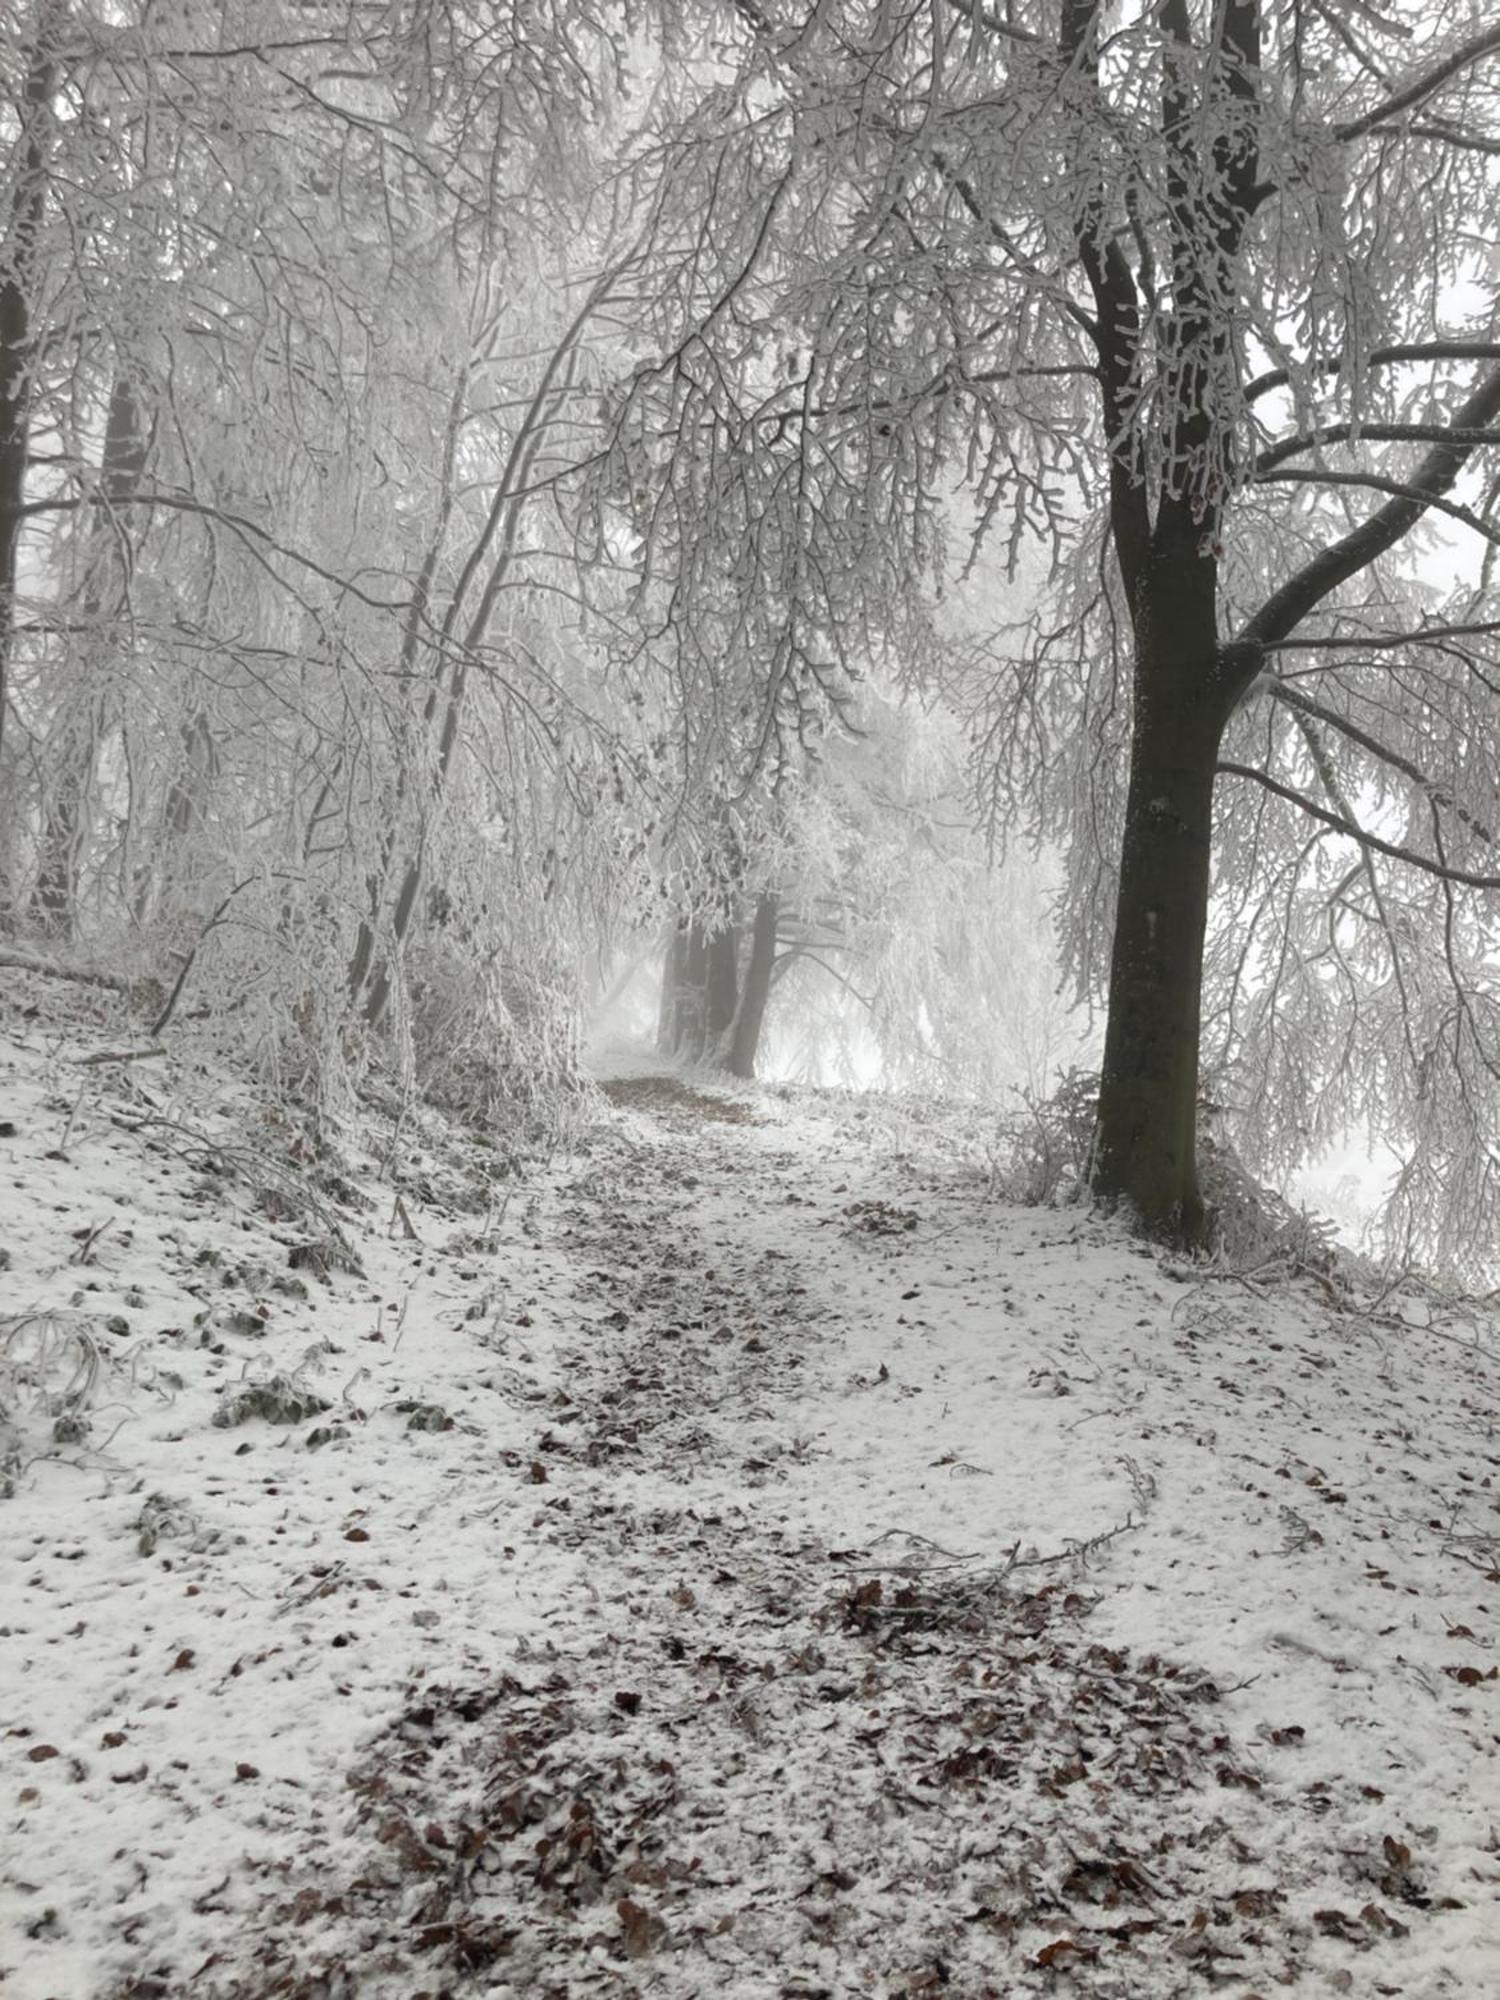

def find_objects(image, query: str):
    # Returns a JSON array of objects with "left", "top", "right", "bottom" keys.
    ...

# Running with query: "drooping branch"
[
  {"left": 1217, "top": 763, "right": 1500, "bottom": 890},
  {"left": 1253, "top": 467, "right": 1500, "bottom": 546},
  {"left": 1254, "top": 424, "right": 1500, "bottom": 477},
  {"left": 1241, "top": 361, "right": 1500, "bottom": 647},
  {"left": 1264, "top": 678, "right": 1497, "bottom": 851},
  {"left": 25, "top": 490, "right": 416, "bottom": 612},
  {"left": 1266, "top": 619, "right": 1500, "bottom": 652},
  {"left": 1243, "top": 344, "right": 1500, "bottom": 405},
  {"left": 1287, "top": 705, "right": 1420, "bottom": 1056},
  {"left": 941, "top": 0, "right": 1040, "bottom": 50},
  {"left": 1332, "top": 22, "right": 1500, "bottom": 143}
]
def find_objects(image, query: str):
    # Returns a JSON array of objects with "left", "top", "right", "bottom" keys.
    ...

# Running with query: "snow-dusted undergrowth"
[{"left": 2, "top": 971, "right": 1498, "bottom": 1998}]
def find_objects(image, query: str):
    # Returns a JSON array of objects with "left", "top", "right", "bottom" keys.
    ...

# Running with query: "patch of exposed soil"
[{"left": 597, "top": 1074, "right": 763, "bottom": 1125}]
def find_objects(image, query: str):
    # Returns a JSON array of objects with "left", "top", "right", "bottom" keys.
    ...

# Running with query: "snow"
[{"left": 3, "top": 974, "right": 1498, "bottom": 1998}]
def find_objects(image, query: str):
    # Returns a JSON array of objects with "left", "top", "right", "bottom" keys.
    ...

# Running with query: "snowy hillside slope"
[{"left": 2, "top": 971, "right": 1498, "bottom": 1998}]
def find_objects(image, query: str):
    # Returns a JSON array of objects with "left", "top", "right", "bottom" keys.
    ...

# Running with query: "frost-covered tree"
[
  {"left": 0, "top": 0, "right": 644, "bottom": 1136},
  {"left": 608, "top": 0, "right": 1500, "bottom": 1268}
]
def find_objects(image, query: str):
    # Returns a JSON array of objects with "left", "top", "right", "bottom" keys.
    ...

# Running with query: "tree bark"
[
  {"left": 1070, "top": 0, "right": 1261, "bottom": 1246},
  {"left": 726, "top": 890, "right": 778, "bottom": 1079},
  {"left": 1089, "top": 732, "right": 1234, "bottom": 1244},
  {"left": 1090, "top": 431, "right": 1278, "bottom": 1241},
  {"left": 658, "top": 913, "right": 751, "bottom": 1065},
  {"left": 657, "top": 924, "right": 684, "bottom": 1053},
  {"left": 32, "top": 377, "right": 150, "bottom": 932},
  {"left": 675, "top": 921, "right": 711, "bottom": 1059},
  {"left": 657, "top": 920, "right": 714, "bottom": 1060},
  {"left": 706, "top": 920, "right": 740, "bottom": 1047},
  {"left": 0, "top": 23, "right": 57, "bottom": 781}
]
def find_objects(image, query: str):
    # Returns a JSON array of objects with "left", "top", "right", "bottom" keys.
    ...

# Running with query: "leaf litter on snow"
[{"left": 2, "top": 998, "right": 1498, "bottom": 1997}]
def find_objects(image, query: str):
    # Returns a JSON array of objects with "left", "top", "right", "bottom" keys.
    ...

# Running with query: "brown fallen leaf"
[
  {"left": 1035, "top": 1936, "right": 1095, "bottom": 1968},
  {"left": 1359, "top": 1903, "right": 1410, "bottom": 1939},
  {"left": 617, "top": 1895, "right": 669, "bottom": 1959},
  {"left": 1444, "top": 1663, "right": 1496, "bottom": 1687},
  {"left": 25, "top": 1745, "right": 60, "bottom": 1763}
]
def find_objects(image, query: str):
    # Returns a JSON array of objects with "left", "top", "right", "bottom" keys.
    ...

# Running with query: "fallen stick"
[{"left": 0, "top": 948, "right": 134, "bottom": 993}]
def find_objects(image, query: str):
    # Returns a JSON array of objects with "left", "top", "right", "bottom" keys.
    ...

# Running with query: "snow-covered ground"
[{"left": 2, "top": 973, "right": 1498, "bottom": 1998}]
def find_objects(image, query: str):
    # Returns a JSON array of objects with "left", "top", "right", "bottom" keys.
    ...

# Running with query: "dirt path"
[
  {"left": 5, "top": 1047, "right": 1495, "bottom": 2000},
  {"left": 212, "top": 1079, "right": 1493, "bottom": 2000}
]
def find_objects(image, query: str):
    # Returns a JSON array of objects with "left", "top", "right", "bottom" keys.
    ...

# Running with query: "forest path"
[
  {"left": 3, "top": 1033, "right": 1497, "bottom": 2000},
  {"left": 273, "top": 1074, "right": 1500, "bottom": 2000}
]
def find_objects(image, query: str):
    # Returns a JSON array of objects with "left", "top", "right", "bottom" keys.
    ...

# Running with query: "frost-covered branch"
[
  {"left": 1264, "top": 679, "right": 1497, "bottom": 851},
  {"left": 1244, "top": 344, "right": 1500, "bottom": 405},
  {"left": 1242, "top": 363, "right": 1500, "bottom": 647},
  {"left": 1332, "top": 22, "right": 1500, "bottom": 143},
  {"left": 1255, "top": 425, "right": 1500, "bottom": 478},
  {"left": 1252, "top": 469, "right": 1500, "bottom": 548},
  {"left": 1217, "top": 764, "right": 1500, "bottom": 891}
]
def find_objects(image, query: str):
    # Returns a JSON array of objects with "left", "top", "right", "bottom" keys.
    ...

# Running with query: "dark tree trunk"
[
  {"left": 1065, "top": 0, "right": 1267, "bottom": 1248},
  {"left": 162, "top": 713, "right": 217, "bottom": 843},
  {"left": 1091, "top": 682, "right": 1217, "bottom": 1238},
  {"left": 706, "top": 921, "right": 740, "bottom": 1048},
  {"left": 678, "top": 922, "right": 713, "bottom": 1058},
  {"left": 656, "top": 925, "right": 683, "bottom": 1052},
  {"left": 31, "top": 376, "right": 150, "bottom": 932},
  {"left": 1092, "top": 529, "right": 1248, "bottom": 1241},
  {"left": 0, "top": 27, "right": 55, "bottom": 781},
  {"left": 726, "top": 891, "right": 778, "bottom": 1079},
  {"left": 30, "top": 753, "right": 84, "bottom": 932},
  {"left": 658, "top": 913, "right": 753, "bottom": 1066}
]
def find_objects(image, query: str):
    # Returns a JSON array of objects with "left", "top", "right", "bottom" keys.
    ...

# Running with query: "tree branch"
[
  {"left": 1266, "top": 618, "right": 1500, "bottom": 652},
  {"left": 1265, "top": 678, "right": 1496, "bottom": 848},
  {"left": 942, "top": 0, "right": 1040, "bottom": 49},
  {"left": 1244, "top": 343, "right": 1500, "bottom": 405},
  {"left": 1217, "top": 763, "right": 1500, "bottom": 888},
  {"left": 1240, "top": 361, "right": 1500, "bottom": 647},
  {"left": 1255, "top": 423, "right": 1500, "bottom": 477},
  {"left": 1333, "top": 23, "right": 1500, "bottom": 143},
  {"left": 1060, "top": 0, "right": 1150, "bottom": 604},
  {"left": 1253, "top": 466, "right": 1500, "bottom": 545},
  {"left": 21, "top": 489, "right": 415, "bottom": 611},
  {"left": 0, "top": 949, "right": 133, "bottom": 994},
  {"left": 772, "top": 947, "right": 874, "bottom": 1009}
]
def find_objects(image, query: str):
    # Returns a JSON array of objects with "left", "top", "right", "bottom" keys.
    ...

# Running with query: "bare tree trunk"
[
  {"left": 659, "top": 907, "right": 759, "bottom": 1068},
  {"left": 726, "top": 891, "right": 778, "bottom": 1079},
  {"left": 0, "top": 23, "right": 57, "bottom": 781},
  {"left": 657, "top": 925, "right": 684, "bottom": 1053},
  {"left": 1092, "top": 544, "right": 1228, "bottom": 1240},
  {"left": 29, "top": 731, "right": 88, "bottom": 932},
  {"left": 675, "top": 921, "right": 711, "bottom": 1059},
  {"left": 31, "top": 377, "right": 151, "bottom": 933},
  {"left": 1067, "top": 0, "right": 1263, "bottom": 1245},
  {"left": 706, "top": 920, "right": 740, "bottom": 1049},
  {"left": 658, "top": 918, "right": 727, "bottom": 1061},
  {"left": 349, "top": 278, "right": 620, "bottom": 1032}
]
